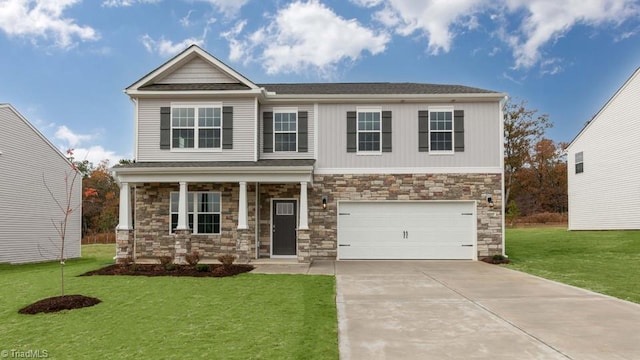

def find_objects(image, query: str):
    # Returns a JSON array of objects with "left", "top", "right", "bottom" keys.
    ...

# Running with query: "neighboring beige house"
[
  {"left": 567, "top": 67, "right": 640, "bottom": 230},
  {"left": 112, "top": 45, "right": 506, "bottom": 263},
  {"left": 0, "top": 104, "right": 81, "bottom": 264}
]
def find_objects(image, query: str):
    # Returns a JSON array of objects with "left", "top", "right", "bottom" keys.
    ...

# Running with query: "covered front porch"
[{"left": 111, "top": 160, "right": 315, "bottom": 263}]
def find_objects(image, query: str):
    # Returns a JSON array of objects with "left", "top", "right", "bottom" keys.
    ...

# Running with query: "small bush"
[
  {"left": 158, "top": 255, "right": 173, "bottom": 266},
  {"left": 195, "top": 264, "right": 210, "bottom": 272},
  {"left": 217, "top": 254, "right": 236, "bottom": 267},
  {"left": 130, "top": 264, "right": 143, "bottom": 272},
  {"left": 164, "top": 263, "right": 176, "bottom": 271},
  {"left": 120, "top": 257, "right": 133, "bottom": 266},
  {"left": 212, "top": 266, "right": 227, "bottom": 277},
  {"left": 185, "top": 251, "right": 201, "bottom": 266}
]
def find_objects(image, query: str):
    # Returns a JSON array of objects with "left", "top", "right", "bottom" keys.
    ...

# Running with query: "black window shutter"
[
  {"left": 418, "top": 110, "right": 429, "bottom": 152},
  {"left": 454, "top": 110, "right": 464, "bottom": 152},
  {"left": 222, "top": 106, "right": 233, "bottom": 149},
  {"left": 381, "top": 111, "right": 392, "bottom": 152},
  {"left": 263, "top": 112, "right": 273, "bottom": 153},
  {"left": 160, "top": 107, "right": 171, "bottom": 150},
  {"left": 346, "top": 111, "right": 357, "bottom": 153},
  {"left": 298, "top": 111, "right": 308, "bottom": 152}
]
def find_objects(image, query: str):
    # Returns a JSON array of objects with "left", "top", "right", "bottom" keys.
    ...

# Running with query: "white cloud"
[
  {"left": 55, "top": 125, "right": 94, "bottom": 147},
  {"left": 70, "top": 145, "right": 127, "bottom": 168},
  {"left": 180, "top": 9, "right": 195, "bottom": 27},
  {"left": 227, "top": 0, "right": 389, "bottom": 77},
  {"left": 353, "top": 0, "right": 639, "bottom": 70},
  {"left": 101, "top": 0, "right": 160, "bottom": 7},
  {"left": 194, "top": 0, "right": 250, "bottom": 16},
  {"left": 141, "top": 34, "right": 204, "bottom": 57},
  {"left": 0, "top": 0, "right": 99, "bottom": 48}
]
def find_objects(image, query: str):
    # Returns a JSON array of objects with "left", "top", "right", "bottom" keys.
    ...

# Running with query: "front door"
[{"left": 272, "top": 200, "right": 297, "bottom": 256}]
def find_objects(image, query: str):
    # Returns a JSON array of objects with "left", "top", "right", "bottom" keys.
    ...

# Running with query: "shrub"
[
  {"left": 195, "top": 264, "right": 210, "bottom": 272},
  {"left": 217, "top": 254, "right": 236, "bottom": 267},
  {"left": 158, "top": 255, "right": 173, "bottom": 266},
  {"left": 185, "top": 251, "right": 201, "bottom": 266},
  {"left": 212, "top": 266, "right": 227, "bottom": 277}
]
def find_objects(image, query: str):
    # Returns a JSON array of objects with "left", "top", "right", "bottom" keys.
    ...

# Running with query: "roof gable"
[
  {"left": 126, "top": 45, "right": 259, "bottom": 92},
  {"left": 567, "top": 67, "right": 640, "bottom": 149}
]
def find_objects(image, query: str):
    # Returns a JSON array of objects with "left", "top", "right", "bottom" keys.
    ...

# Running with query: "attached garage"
[{"left": 337, "top": 201, "right": 476, "bottom": 260}]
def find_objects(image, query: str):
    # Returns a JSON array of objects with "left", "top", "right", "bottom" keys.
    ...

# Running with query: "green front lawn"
[
  {"left": 506, "top": 227, "right": 640, "bottom": 303},
  {"left": 0, "top": 245, "right": 338, "bottom": 360}
]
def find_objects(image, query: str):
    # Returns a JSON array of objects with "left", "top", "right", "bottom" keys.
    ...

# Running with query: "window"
[
  {"left": 274, "top": 112, "right": 297, "bottom": 151},
  {"left": 172, "top": 105, "right": 221, "bottom": 149},
  {"left": 357, "top": 110, "right": 381, "bottom": 152},
  {"left": 170, "top": 192, "right": 221, "bottom": 234},
  {"left": 575, "top": 152, "right": 584, "bottom": 174},
  {"left": 429, "top": 109, "right": 453, "bottom": 152}
]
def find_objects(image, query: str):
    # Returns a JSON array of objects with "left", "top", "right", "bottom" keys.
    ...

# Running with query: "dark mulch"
[
  {"left": 80, "top": 263, "right": 255, "bottom": 278},
  {"left": 481, "top": 256, "right": 511, "bottom": 264},
  {"left": 19, "top": 295, "right": 101, "bottom": 315}
]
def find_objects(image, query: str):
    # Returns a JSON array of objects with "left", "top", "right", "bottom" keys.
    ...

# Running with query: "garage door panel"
[{"left": 338, "top": 201, "right": 476, "bottom": 260}]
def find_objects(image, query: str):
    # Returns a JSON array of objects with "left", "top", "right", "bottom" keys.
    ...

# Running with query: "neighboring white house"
[
  {"left": 567, "top": 67, "right": 640, "bottom": 230},
  {"left": 0, "top": 104, "right": 81, "bottom": 264}
]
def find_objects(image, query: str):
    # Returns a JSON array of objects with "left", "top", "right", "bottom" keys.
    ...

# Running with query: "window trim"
[
  {"left": 428, "top": 106, "right": 455, "bottom": 154},
  {"left": 356, "top": 107, "right": 382, "bottom": 155},
  {"left": 575, "top": 151, "right": 584, "bottom": 174},
  {"left": 169, "top": 191, "right": 221, "bottom": 235},
  {"left": 170, "top": 103, "right": 223, "bottom": 152},
  {"left": 273, "top": 107, "right": 298, "bottom": 153}
]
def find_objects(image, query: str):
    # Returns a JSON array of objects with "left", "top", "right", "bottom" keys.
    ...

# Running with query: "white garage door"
[{"left": 337, "top": 201, "right": 476, "bottom": 260}]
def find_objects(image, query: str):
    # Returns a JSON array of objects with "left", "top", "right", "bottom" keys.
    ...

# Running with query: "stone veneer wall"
[
  {"left": 307, "top": 173, "right": 503, "bottom": 260},
  {"left": 133, "top": 182, "right": 256, "bottom": 260}
]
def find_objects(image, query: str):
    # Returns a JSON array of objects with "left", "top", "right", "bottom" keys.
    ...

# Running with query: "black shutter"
[
  {"left": 454, "top": 110, "right": 464, "bottom": 152},
  {"left": 222, "top": 106, "right": 233, "bottom": 149},
  {"left": 263, "top": 112, "right": 273, "bottom": 153},
  {"left": 346, "top": 111, "right": 357, "bottom": 153},
  {"left": 298, "top": 111, "right": 308, "bottom": 152},
  {"left": 381, "top": 111, "right": 392, "bottom": 152},
  {"left": 160, "top": 107, "right": 171, "bottom": 150},
  {"left": 418, "top": 110, "right": 429, "bottom": 152}
]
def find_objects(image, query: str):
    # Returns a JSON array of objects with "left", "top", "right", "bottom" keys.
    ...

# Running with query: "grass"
[
  {"left": 0, "top": 245, "right": 338, "bottom": 360},
  {"left": 505, "top": 227, "right": 640, "bottom": 303}
]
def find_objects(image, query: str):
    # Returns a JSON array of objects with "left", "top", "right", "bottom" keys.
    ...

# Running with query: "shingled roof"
[{"left": 258, "top": 82, "right": 499, "bottom": 95}]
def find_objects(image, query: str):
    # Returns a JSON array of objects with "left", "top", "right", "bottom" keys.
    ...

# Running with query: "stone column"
[
  {"left": 236, "top": 229, "right": 252, "bottom": 263},
  {"left": 116, "top": 229, "right": 134, "bottom": 264},
  {"left": 299, "top": 181, "right": 309, "bottom": 230},
  {"left": 238, "top": 181, "right": 248, "bottom": 229},
  {"left": 174, "top": 229, "right": 191, "bottom": 264},
  {"left": 297, "top": 229, "right": 311, "bottom": 263}
]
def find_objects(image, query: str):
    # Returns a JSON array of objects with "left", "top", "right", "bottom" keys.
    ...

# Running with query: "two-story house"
[{"left": 112, "top": 45, "right": 505, "bottom": 263}]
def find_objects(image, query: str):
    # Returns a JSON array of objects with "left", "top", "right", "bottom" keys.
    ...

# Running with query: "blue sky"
[{"left": 1, "top": 0, "right": 639, "bottom": 165}]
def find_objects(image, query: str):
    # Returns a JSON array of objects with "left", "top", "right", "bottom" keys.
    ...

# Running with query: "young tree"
[{"left": 504, "top": 98, "right": 552, "bottom": 206}]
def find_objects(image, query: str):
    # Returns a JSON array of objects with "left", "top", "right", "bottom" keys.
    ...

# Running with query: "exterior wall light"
[
  {"left": 487, "top": 196, "right": 494, "bottom": 208},
  {"left": 322, "top": 196, "right": 327, "bottom": 209}
]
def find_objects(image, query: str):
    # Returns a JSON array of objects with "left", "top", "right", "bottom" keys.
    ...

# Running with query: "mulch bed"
[
  {"left": 481, "top": 256, "right": 511, "bottom": 264},
  {"left": 19, "top": 295, "right": 101, "bottom": 315},
  {"left": 80, "top": 263, "right": 255, "bottom": 277}
]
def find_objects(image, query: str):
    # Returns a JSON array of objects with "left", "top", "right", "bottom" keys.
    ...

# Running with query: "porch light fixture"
[
  {"left": 322, "top": 196, "right": 327, "bottom": 209},
  {"left": 487, "top": 196, "right": 494, "bottom": 208}
]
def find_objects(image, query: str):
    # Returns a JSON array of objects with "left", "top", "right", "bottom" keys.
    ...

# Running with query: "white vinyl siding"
[
  {"left": 316, "top": 102, "right": 501, "bottom": 170},
  {"left": 0, "top": 106, "right": 81, "bottom": 264},
  {"left": 137, "top": 98, "right": 256, "bottom": 162},
  {"left": 567, "top": 69, "right": 640, "bottom": 230},
  {"left": 158, "top": 57, "right": 238, "bottom": 84},
  {"left": 260, "top": 104, "right": 315, "bottom": 159}
]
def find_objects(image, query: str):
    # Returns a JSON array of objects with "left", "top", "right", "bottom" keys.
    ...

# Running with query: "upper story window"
[
  {"left": 274, "top": 111, "right": 297, "bottom": 152},
  {"left": 575, "top": 151, "right": 584, "bottom": 174},
  {"left": 170, "top": 191, "right": 221, "bottom": 234},
  {"left": 429, "top": 109, "right": 453, "bottom": 153},
  {"left": 172, "top": 105, "right": 221, "bottom": 150},
  {"left": 357, "top": 109, "right": 381, "bottom": 153}
]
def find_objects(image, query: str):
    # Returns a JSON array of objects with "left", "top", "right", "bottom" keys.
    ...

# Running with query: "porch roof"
[{"left": 112, "top": 159, "right": 315, "bottom": 184}]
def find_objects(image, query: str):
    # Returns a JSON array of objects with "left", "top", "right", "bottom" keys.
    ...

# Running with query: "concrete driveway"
[{"left": 334, "top": 261, "right": 640, "bottom": 360}]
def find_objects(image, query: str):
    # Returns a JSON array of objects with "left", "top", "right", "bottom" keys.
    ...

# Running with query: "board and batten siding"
[
  {"left": 316, "top": 102, "right": 501, "bottom": 170},
  {"left": 259, "top": 104, "right": 315, "bottom": 160},
  {"left": 0, "top": 106, "right": 81, "bottom": 264},
  {"left": 157, "top": 57, "right": 237, "bottom": 84},
  {"left": 137, "top": 98, "right": 256, "bottom": 162},
  {"left": 567, "top": 69, "right": 640, "bottom": 230}
]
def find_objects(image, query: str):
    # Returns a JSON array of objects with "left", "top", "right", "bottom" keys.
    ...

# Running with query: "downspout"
[
  {"left": 255, "top": 182, "right": 260, "bottom": 259},
  {"left": 500, "top": 95, "right": 508, "bottom": 257}
]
